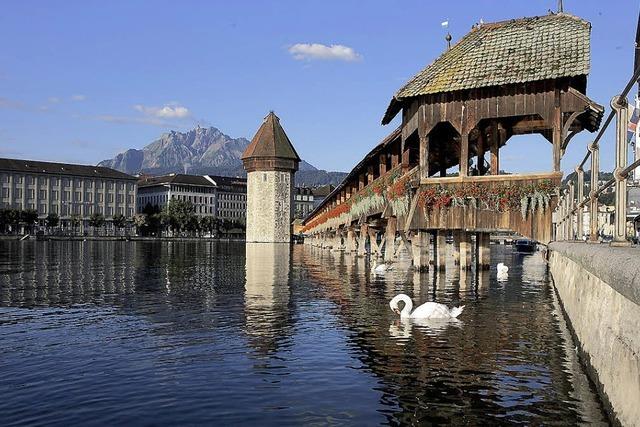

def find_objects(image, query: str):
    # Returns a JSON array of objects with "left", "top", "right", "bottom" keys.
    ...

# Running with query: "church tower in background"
[{"left": 242, "top": 112, "right": 300, "bottom": 243}]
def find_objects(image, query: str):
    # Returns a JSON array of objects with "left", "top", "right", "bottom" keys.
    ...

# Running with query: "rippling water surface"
[{"left": 0, "top": 241, "right": 608, "bottom": 425}]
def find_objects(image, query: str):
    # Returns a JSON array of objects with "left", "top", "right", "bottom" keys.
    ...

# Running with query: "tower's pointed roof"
[{"left": 242, "top": 112, "right": 301, "bottom": 161}]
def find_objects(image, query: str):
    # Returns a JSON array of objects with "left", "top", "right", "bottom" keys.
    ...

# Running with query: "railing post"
[
  {"left": 560, "top": 192, "right": 566, "bottom": 240},
  {"left": 569, "top": 181, "right": 575, "bottom": 240},
  {"left": 611, "top": 96, "right": 631, "bottom": 246},
  {"left": 564, "top": 190, "right": 569, "bottom": 240},
  {"left": 576, "top": 167, "right": 584, "bottom": 241},
  {"left": 588, "top": 142, "right": 599, "bottom": 243}
]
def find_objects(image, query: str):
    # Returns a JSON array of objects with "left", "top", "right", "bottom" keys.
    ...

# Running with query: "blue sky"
[{"left": 0, "top": 0, "right": 638, "bottom": 174}]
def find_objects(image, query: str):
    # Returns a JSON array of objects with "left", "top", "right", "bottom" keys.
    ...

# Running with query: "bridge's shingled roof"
[{"left": 383, "top": 13, "right": 591, "bottom": 124}]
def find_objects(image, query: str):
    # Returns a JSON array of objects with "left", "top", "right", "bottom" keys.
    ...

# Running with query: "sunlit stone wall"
[{"left": 246, "top": 171, "right": 293, "bottom": 243}]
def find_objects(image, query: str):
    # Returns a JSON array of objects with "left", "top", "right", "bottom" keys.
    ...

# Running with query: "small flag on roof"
[
  {"left": 441, "top": 20, "right": 449, "bottom": 28},
  {"left": 628, "top": 104, "right": 639, "bottom": 144}
]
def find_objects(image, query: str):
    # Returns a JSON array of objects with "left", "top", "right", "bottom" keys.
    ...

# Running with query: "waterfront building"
[
  {"left": 137, "top": 173, "right": 247, "bottom": 223},
  {"left": 294, "top": 187, "right": 314, "bottom": 219},
  {"left": 211, "top": 175, "right": 247, "bottom": 223},
  {"left": 137, "top": 174, "right": 217, "bottom": 216},
  {"left": 0, "top": 157, "right": 137, "bottom": 230},
  {"left": 242, "top": 112, "right": 300, "bottom": 243},
  {"left": 311, "top": 185, "right": 334, "bottom": 209}
]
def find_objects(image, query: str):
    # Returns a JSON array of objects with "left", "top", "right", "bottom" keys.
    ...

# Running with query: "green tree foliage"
[
  {"left": 199, "top": 216, "right": 217, "bottom": 236},
  {"left": 162, "top": 199, "right": 196, "bottom": 234},
  {"left": 70, "top": 214, "right": 81, "bottom": 235},
  {"left": 112, "top": 213, "right": 127, "bottom": 229},
  {"left": 45, "top": 212, "right": 59, "bottom": 229},
  {"left": 20, "top": 209, "right": 38, "bottom": 232},
  {"left": 133, "top": 213, "right": 147, "bottom": 229},
  {"left": 138, "top": 203, "right": 162, "bottom": 236},
  {"left": 89, "top": 212, "right": 105, "bottom": 230}
]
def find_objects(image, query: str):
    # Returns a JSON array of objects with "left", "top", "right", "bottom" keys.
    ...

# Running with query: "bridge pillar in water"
[
  {"left": 411, "top": 231, "right": 430, "bottom": 271},
  {"left": 436, "top": 230, "right": 447, "bottom": 270},
  {"left": 357, "top": 224, "right": 369, "bottom": 257},
  {"left": 331, "top": 232, "right": 343, "bottom": 252},
  {"left": 384, "top": 217, "right": 397, "bottom": 262},
  {"left": 476, "top": 232, "right": 490, "bottom": 270},
  {"left": 459, "top": 232, "right": 472, "bottom": 270},
  {"left": 345, "top": 227, "right": 357, "bottom": 253},
  {"left": 452, "top": 231, "right": 461, "bottom": 265},
  {"left": 322, "top": 232, "right": 331, "bottom": 249}
]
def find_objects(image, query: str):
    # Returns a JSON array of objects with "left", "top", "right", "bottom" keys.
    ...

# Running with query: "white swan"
[
  {"left": 497, "top": 262, "right": 509, "bottom": 281},
  {"left": 371, "top": 259, "right": 393, "bottom": 273},
  {"left": 389, "top": 294, "right": 464, "bottom": 319}
]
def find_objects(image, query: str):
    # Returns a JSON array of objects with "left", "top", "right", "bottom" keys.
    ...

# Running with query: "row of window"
[
  {"left": 218, "top": 210, "right": 244, "bottom": 219},
  {"left": 1, "top": 188, "right": 134, "bottom": 204},
  {"left": 219, "top": 192, "right": 246, "bottom": 201},
  {"left": 170, "top": 185, "right": 215, "bottom": 194},
  {"left": 1, "top": 174, "right": 135, "bottom": 191}
]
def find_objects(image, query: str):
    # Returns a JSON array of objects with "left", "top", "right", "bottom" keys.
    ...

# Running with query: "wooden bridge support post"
[
  {"left": 332, "top": 231, "right": 344, "bottom": 252},
  {"left": 436, "top": 230, "right": 447, "bottom": 270},
  {"left": 369, "top": 229, "right": 382, "bottom": 258},
  {"left": 459, "top": 232, "right": 472, "bottom": 270},
  {"left": 452, "top": 230, "right": 461, "bottom": 265},
  {"left": 346, "top": 227, "right": 357, "bottom": 253},
  {"left": 552, "top": 93, "right": 563, "bottom": 172},
  {"left": 411, "top": 231, "right": 430, "bottom": 271},
  {"left": 489, "top": 121, "right": 501, "bottom": 175},
  {"left": 357, "top": 224, "right": 369, "bottom": 257},
  {"left": 476, "top": 232, "right": 490, "bottom": 270},
  {"left": 384, "top": 217, "right": 397, "bottom": 262},
  {"left": 419, "top": 134, "right": 429, "bottom": 180}
]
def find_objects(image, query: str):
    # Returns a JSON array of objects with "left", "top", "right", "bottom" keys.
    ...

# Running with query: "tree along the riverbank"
[
  {"left": 136, "top": 200, "right": 245, "bottom": 237},
  {"left": 0, "top": 208, "right": 38, "bottom": 234}
]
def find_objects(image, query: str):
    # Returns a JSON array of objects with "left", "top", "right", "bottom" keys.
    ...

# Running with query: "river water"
[{"left": 0, "top": 241, "right": 608, "bottom": 425}]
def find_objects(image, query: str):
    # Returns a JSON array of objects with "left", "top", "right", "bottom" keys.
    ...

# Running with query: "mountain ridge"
[{"left": 98, "top": 126, "right": 346, "bottom": 186}]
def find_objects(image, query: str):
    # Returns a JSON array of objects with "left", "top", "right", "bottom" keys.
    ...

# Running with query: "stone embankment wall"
[{"left": 549, "top": 242, "right": 640, "bottom": 427}]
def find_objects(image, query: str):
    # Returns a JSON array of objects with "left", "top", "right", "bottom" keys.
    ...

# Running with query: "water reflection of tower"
[{"left": 244, "top": 243, "right": 291, "bottom": 355}]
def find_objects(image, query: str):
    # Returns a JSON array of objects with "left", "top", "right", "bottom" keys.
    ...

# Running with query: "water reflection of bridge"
[
  {"left": 302, "top": 13, "right": 603, "bottom": 272},
  {"left": 296, "top": 245, "right": 605, "bottom": 424}
]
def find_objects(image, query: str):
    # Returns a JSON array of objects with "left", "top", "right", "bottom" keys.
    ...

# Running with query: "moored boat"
[{"left": 515, "top": 239, "right": 536, "bottom": 253}]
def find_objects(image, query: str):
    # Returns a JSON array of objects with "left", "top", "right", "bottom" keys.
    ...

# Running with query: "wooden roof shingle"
[{"left": 383, "top": 13, "right": 591, "bottom": 124}]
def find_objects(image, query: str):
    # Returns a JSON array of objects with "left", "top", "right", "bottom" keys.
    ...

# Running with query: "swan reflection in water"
[{"left": 389, "top": 317, "right": 464, "bottom": 343}]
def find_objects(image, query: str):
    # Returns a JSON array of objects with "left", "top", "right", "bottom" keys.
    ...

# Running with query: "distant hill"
[{"left": 98, "top": 125, "right": 347, "bottom": 186}]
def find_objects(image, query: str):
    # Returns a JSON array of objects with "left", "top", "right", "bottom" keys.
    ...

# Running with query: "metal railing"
[{"left": 554, "top": 65, "right": 640, "bottom": 245}]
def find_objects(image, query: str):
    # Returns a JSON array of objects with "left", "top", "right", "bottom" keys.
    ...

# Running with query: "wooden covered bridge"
[{"left": 301, "top": 13, "right": 603, "bottom": 270}]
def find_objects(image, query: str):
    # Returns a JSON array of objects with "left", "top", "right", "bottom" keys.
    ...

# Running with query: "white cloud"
[
  {"left": 133, "top": 102, "right": 191, "bottom": 119},
  {"left": 288, "top": 43, "right": 362, "bottom": 62},
  {"left": 71, "top": 94, "right": 86, "bottom": 101},
  {"left": 48, "top": 97, "right": 60, "bottom": 104}
]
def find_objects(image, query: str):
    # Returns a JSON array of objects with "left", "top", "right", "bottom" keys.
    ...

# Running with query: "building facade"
[
  {"left": 211, "top": 176, "right": 247, "bottom": 222},
  {"left": 311, "top": 185, "right": 335, "bottom": 209},
  {"left": 138, "top": 174, "right": 217, "bottom": 216},
  {"left": 294, "top": 187, "right": 314, "bottom": 219},
  {"left": 0, "top": 157, "right": 137, "bottom": 230},
  {"left": 242, "top": 112, "right": 300, "bottom": 243},
  {"left": 137, "top": 173, "right": 247, "bottom": 223}
]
